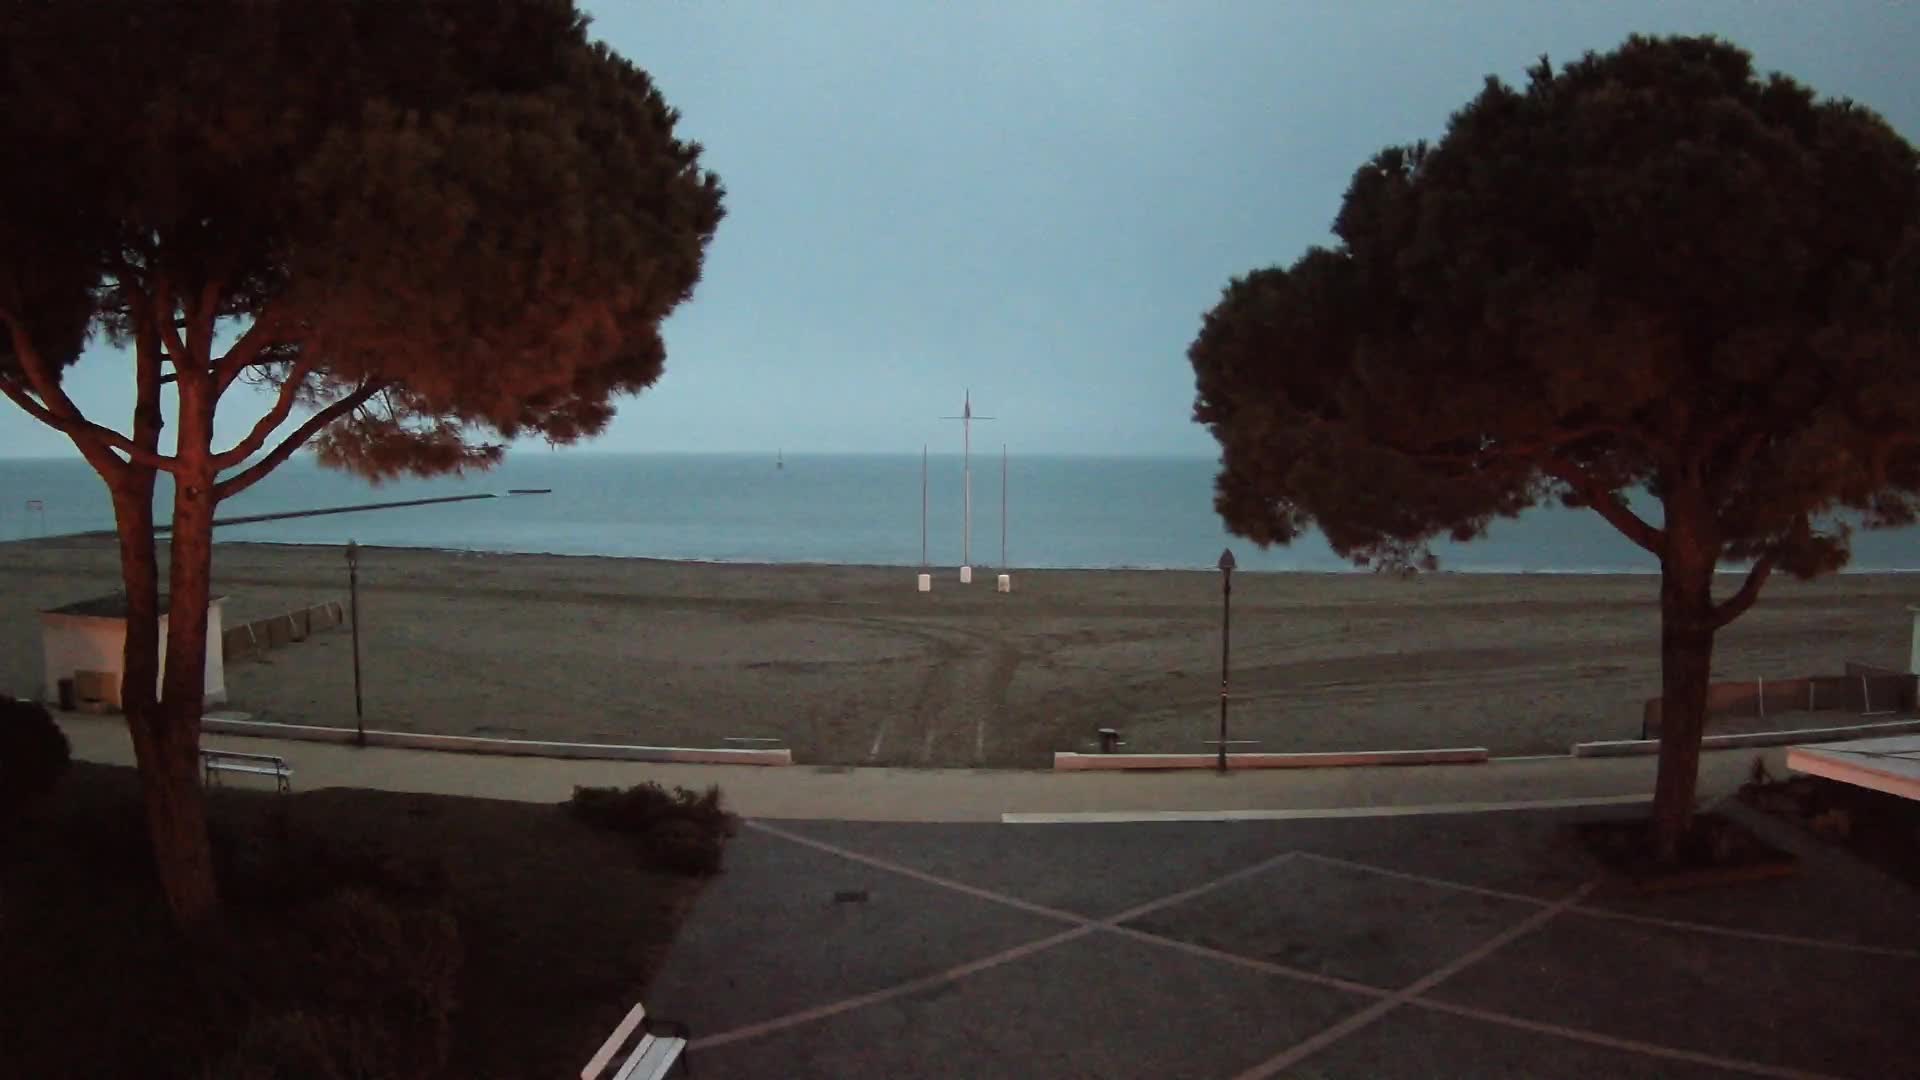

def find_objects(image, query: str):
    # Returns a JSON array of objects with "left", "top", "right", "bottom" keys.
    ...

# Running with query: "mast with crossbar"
[{"left": 940, "top": 390, "right": 994, "bottom": 569}]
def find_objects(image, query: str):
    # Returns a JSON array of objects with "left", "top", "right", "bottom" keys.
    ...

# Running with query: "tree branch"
[
  {"left": 213, "top": 315, "right": 284, "bottom": 396},
  {"left": 1545, "top": 456, "right": 1666, "bottom": 555},
  {"left": 1709, "top": 551, "right": 1776, "bottom": 630},
  {"left": 0, "top": 312, "right": 175, "bottom": 472},
  {"left": 211, "top": 358, "right": 316, "bottom": 468},
  {"left": 151, "top": 278, "right": 190, "bottom": 367},
  {"left": 214, "top": 381, "right": 384, "bottom": 502}
]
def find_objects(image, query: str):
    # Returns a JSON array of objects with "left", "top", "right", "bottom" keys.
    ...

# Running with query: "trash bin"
[{"left": 56, "top": 677, "right": 76, "bottom": 712}]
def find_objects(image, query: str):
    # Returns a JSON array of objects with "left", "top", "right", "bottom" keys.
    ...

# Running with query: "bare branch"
[
  {"left": 214, "top": 381, "right": 383, "bottom": 502},
  {"left": 1710, "top": 552, "right": 1776, "bottom": 630},
  {"left": 1545, "top": 456, "right": 1666, "bottom": 555},
  {"left": 211, "top": 357, "right": 316, "bottom": 468}
]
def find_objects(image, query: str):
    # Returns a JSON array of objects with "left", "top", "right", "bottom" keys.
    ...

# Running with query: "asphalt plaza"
[{"left": 648, "top": 801, "right": 1920, "bottom": 1079}]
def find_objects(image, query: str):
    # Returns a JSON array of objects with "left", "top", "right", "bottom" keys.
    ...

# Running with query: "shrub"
[
  {"left": 215, "top": 819, "right": 449, "bottom": 911},
  {"left": 208, "top": 888, "right": 462, "bottom": 1080},
  {"left": 0, "top": 696, "right": 71, "bottom": 816},
  {"left": 567, "top": 782, "right": 733, "bottom": 876},
  {"left": 202, "top": 1010, "right": 391, "bottom": 1080}
]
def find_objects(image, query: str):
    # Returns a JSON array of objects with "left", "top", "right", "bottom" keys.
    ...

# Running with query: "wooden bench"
[
  {"left": 582, "top": 1000, "right": 690, "bottom": 1080},
  {"left": 200, "top": 748, "right": 292, "bottom": 793}
]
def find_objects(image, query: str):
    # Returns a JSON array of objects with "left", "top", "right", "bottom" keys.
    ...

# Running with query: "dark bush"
[
  {"left": 567, "top": 782, "right": 733, "bottom": 875},
  {"left": 0, "top": 696, "right": 71, "bottom": 816},
  {"left": 208, "top": 888, "right": 462, "bottom": 1079},
  {"left": 202, "top": 1010, "right": 391, "bottom": 1080},
  {"left": 214, "top": 818, "right": 450, "bottom": 911}
]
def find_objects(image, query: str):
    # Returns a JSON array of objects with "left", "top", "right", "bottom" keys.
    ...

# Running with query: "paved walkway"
[
  {"left": 651, "top": 805, "right": 1919, "bottom": 1079},
  {"left": 64, "top": 717, "right": 1919, "bottom": 1076},
  {"left": 66, "top": 713, "right": 1773, "bottom": 821}
]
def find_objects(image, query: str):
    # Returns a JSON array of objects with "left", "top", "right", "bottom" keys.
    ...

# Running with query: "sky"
[{"left": 4, "top": 0, "right": 1918, "bottom": 459}]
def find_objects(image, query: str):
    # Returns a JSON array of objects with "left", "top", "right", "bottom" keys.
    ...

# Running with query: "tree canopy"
[
  {"left": 0, "top": 0, "right": 723, "bottom": 924},
  {"left": 1192, "top": 35, "right": 1919, "bottom": 587},
  {"left": 1189, "top": 34, "right": 1920, "bottom": 859},
  {"left": 1, "top": 0, "right": 724, "bottom": 486}
]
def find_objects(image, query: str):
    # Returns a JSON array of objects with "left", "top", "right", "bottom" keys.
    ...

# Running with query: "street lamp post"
[
  {"left": 346, "top": 539, "right": 365, "bottom": 746},
  {"left": 1217, "top": 547, "right": 1236, "bottom": 773}
]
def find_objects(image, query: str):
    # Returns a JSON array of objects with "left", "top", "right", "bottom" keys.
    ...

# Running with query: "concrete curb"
[
  {"left": 1052, "top": 747, "right": 1488, "bottom": 771},
  {"left": 1003, "top": 793, "right": 1654, "bottom": 824},
  {"left": 200, "top": 715, "right": 793, "bottom": 766},
  {"left": 1572, "top": 717, "right": 1920, "bottom": 758}
]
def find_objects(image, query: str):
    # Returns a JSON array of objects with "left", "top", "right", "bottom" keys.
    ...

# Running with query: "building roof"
[
  {"left": 41, "top": 593, "right": 221, "bottom": 619},
  {"left": 43, "top": 594, "right": 169, "bottom": 618}
]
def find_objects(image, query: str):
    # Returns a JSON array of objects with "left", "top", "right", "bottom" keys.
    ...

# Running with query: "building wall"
[{"left": 39, "top": 599, "right": 227, "bottom": 709}]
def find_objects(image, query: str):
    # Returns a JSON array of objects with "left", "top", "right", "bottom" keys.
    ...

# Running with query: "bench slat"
[
  {"left": 582, "top": 1002, "right": 648, "bottom": 1080},
  {"left": 211, "top": 757, "right": 288, "bottom": 772},
  {"left": 202, "top": 750, "right": 287, "bottom": 765},
  {"left": 613, "top": 1035, "right": 684, "bottom": 1080}
]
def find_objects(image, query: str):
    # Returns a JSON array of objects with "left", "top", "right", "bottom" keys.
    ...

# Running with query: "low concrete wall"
[
  {"left": 1574, "top": 717, "right": 1920, "bottom": 758},
  {"left": 1054, "top": 747, "right": 1488, "bottom": 771},
  {"left": 200, "top": 715, "right": 793, "bottom": 766}
]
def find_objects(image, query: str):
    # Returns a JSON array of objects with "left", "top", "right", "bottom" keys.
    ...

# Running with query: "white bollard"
[
  {"left": 1909, "top": 605, "right": 1920, "bottom": 676},
  {"left": 997, "top": 574, "right": 1011, "bottom": 593},
  {"left": 917, "top": 573, "right": 931, "bottom": 593},
  {"left": 959, "top": 565, "right": 972, "bottom": 584}
]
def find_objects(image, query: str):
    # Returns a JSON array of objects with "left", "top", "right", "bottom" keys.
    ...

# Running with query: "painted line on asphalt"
[
  {"left": 744, "top": 820, "right": 1086, "bottom": 925},
  {"left": 1102, "top": 924, "right": 1387, "bottom": 999},
  {"left": 721, "top": 820, "right": 1911, "bottom": 1074},
  {"left": 1100, "top": 851, "right": 1298, "bottom": 926},
  {"left": 707, "top": 827, "right": 1390, "bottom": 1052},
  {"left": 1233, "top": 883, "right": 1596, "bottom": 1080},
  {"left": 1001, "top": 793, "right": 1651, "bottom": 824},
  {"left": 1565, "top": 906, "right": 1920, "bottom": 960},
  {"left": 691, "top": 925, "right": 1096, "bottom": 1052},
  {"left": 1293, "top": 851, "right": 1556, "bottom": 906},
  {"left": 1407, "top": 998, "right": 1846, "bottom": 1080},
  {"left": 1300, "top": 851, "right": 1920, "bottom": 960}
]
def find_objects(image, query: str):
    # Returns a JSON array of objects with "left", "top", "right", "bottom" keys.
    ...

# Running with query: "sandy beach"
[{"left": 2, "top": 538, "right": 1913, "bottom": 767}]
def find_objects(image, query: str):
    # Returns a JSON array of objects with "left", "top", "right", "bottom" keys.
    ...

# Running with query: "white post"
[
  {"left": 962, "top": 401, "right": 971, "bottom": 568},
  {"left": 942, "top": 390, "right": 991, "bottom": 581},
  {"left": 1909, "top": 605, "right": 1920, "bottom": 676}
]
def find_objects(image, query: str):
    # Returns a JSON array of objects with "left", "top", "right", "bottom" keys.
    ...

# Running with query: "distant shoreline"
[{"left": 14, "top": 533, "right": 1920, "bottom": 577}]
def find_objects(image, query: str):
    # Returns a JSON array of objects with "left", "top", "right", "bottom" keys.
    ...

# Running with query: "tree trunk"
[
  {"left": 110, "top": 468, "right": 220, "bottom": 925},
  {"left": 151, "top": 381, "right": 224, "bottom": 925},
  {"left": 1649, "top": 496, "right": 1719, "bottom": 864}
]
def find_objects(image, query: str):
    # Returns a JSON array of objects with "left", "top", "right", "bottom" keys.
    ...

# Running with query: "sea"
[{"left": 2, "top": 452, "right": 1917, "bottom": 574}]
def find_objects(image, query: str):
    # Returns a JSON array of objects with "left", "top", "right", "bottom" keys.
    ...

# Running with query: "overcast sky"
[{"left": 4, "top": 1, "right": 1917, "bottom": 460}]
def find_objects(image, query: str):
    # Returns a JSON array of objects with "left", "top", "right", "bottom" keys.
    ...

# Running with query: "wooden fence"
[
  {"left": 221, "top": 601, "right": 345, "bottom": 662},
  {"left": 1642, "top": 663, "right": 1916, "bottom": 738}
]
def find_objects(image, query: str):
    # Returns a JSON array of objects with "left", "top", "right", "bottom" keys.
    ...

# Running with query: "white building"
[{"left": 39, "top": 594, "right": 227, "bottom": 711}]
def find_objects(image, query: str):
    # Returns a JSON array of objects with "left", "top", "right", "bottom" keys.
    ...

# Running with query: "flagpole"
[{"left": 1000, "top": 443, "right": 1007, "bottom": 569}]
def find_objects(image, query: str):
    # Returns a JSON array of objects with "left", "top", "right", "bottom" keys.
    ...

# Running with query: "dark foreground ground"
[
  {"left": 0, "top": 764, "right": 706, "bottom": 1079},
  {"left": 650, "top": 796, "right": 1920, "bottom": 1079}
]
